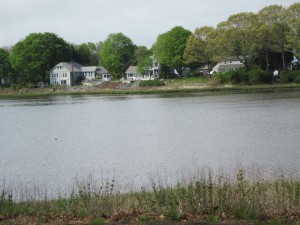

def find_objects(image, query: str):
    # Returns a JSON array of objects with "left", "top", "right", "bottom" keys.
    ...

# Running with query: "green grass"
[
  {"left": 1, "top": 76, "right": 300, "bottom": 99},
  {"left": 1, "top": 169, "right": 300, "bottom": 224}
]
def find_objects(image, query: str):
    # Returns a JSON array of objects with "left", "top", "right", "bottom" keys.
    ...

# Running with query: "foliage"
[
  {"left": 258, "top": 5, "right": 290, "bottom": 70},
  {"left": 152, "top": 26, "right": 192, "bottom": 77},
  {"left": 184, "top": 26, "right": 216, "bottom": 70},
  {"left": 216, "top": 13, "right": 260, "bottom": 69},
  {"left": 139, "top": 80, "right": 165, "bottom": 87},
  {"left": 10, "top": 32, "right": 72, "bottom": 84},
  {"left": 137, "top": 55, "right": 153, "bottom": 75},
  {"left": 278, "top": 70, "right": 300, "bottom": 83},
  {"left": 0, "top": 48, "right": 12, "bottom": 82},
  {"left": 2, "top": 168, "right": 299, "bottom": 224},
  {"left": 72, "top": 42, "right": 101, "bottom": 66},
  {"left": 286, "top": 3, "right": 300, "bottom": 54},
  {"left": 295, "top": 74, "right": 300, "bottom": 84},
  {"left": 133, "top": 46, "right": 151, "bottom": 65},
  {"left": 99, "top": 33, "right": 136, "bottom": 79},
  {"left": 214, "top": 66, "right": 273, "bottom": 84},
  {"left": 134, "top": 46, "right": 153, "bottom": 75}
]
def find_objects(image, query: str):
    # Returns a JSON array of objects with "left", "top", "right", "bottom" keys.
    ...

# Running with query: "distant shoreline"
[{"left": 1, "top": 83, "right": 300, "bottom": 99}]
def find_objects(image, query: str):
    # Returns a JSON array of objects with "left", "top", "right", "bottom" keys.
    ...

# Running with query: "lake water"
[{"left": 1, "top": 89, "right": 300, "bottom": 195}]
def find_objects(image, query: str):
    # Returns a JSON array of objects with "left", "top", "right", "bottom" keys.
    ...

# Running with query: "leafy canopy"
[
  {"left": 0, "top": 48, "right": 12, "bottom": 81},
  {"left": 152, "top": 26, "right": 191, "bottom": 76},
  {"left": 184, "top": 26, "right": 216, "bottom": 70},
  {"left": 10, "top": 32, "right": 72, "bottom": 84},
  {"left": 99, "top": 33, "right": 136, "bottom": 79}
]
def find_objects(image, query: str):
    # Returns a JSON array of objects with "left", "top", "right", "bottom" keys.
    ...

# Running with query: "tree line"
[{"left": 0, "top": 3, "right": 299, "bottom": 86}]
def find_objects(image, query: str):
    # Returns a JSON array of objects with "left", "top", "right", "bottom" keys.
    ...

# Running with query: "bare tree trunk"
[
  {"left": 281, "top": 50, "right": 285, "bottom": 70},
  {"left": 265, "top": 47, "right": 269, "bottom": 71}
]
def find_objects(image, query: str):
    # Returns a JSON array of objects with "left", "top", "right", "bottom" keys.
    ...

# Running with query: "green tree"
[
  {"left": 133, "top": 46, "right": 152, "bottom": 75},
  {"left": 0, "top": 48, "right": 12, "bottom": 83},
  {"left": 72, "top": 42, "right": 100, "bottom": 66},
  {"left": 99, "top": 33, "right": 136, "bottom": 79},
  {"left": 134, "top": 46, "right": 151, "bottom": 65},
  {"left": 286, "top": 3, "right": 300, "bottom": 55},
  {"left": 152, "top": 26, "right": 192, "bottom": 77},
  {"left": 258, "top": 5, "right": 290, "bottom": 69},
  {"left": 183, "top": 26, "right": 216, "bottom": 71},
  {"left": 10, "top": 32, "right": 72, "bottom": 84},
  {"left": 216, "top": 12, "right": 260, "bottom": 69},
  {"left": 73, "top": 43, "right": 91, "bottom": 66}
]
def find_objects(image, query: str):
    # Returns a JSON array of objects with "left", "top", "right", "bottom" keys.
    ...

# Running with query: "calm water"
[{"left": 1, "top": 90, "right": 300, "bottom": 193}]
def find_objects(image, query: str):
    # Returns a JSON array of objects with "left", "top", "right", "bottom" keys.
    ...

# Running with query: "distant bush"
[
  {"left": 139, "top": 80, "right": 165, "bottom": 87},
  {"left": 248, "top": 66, "right": 272, "bottom": 84},
  {"left": 230, "top": 68, "right": 248, "bottom": 84},
  {"left": 294, "top": 74, "right": 300, "bottom": 84},
  {"left": 214, "top": 66, "right": 274, "bottom": 85},
  {"left": 186, "top": 70, "right": 202, "bottom": 77},
  {"left": 214, "top": 71, "right": 231, "bottom": 84},
  {"left": 279, "top": 70, "right": 300, "bottom": 83}
]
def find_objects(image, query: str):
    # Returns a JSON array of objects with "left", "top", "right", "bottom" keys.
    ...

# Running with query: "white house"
[
  {"left": 49, "top": 62, "right": 110, "bottom": 86},
  {"left": 143, "top": 56, "right": 160, "bottom": 80},
  {"left": 212, "top": 60, "right": 244, "bottom": 74},
  {"left": 125, "top": 66, "right": 140, "bottom": 80}
]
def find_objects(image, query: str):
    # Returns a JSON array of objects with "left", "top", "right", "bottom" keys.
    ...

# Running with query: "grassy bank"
[
  {"left": 1, "top": 169, "right": 300, "bottom": 225},
  {"left": 1, "top": 81, "right": 300, "bottom": 99}
]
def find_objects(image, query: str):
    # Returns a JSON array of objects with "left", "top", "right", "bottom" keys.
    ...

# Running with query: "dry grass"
[{"left": 1, "top": 168, "right": 300, "bottom": 224}]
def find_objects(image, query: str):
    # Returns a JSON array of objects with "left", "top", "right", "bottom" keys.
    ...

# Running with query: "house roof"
[
  {"left": 56, "top": 62, "right": 83, "bottom": 72},
  {"left": 212, "top": 60, "right": 244, "bottom": 72},
  {"left": 218, "top": 63, "right": 244, "bottom": 71},
  {"left": 82, "top": 66, "right": 109, "bottom": 74},
  {"left": 97, "top": 66, "right": 109, "bottom": 74},
  {"left": 81, "top": 66, "right": 98, "bottom": 72},
  {"left": 125, "top": 66, "right": 138, "bottom": 74},
  {"left": 50, "top": 62, "right": 110, "bottom": 74}
]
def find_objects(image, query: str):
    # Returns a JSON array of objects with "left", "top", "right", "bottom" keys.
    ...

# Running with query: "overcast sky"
[{"left": 0, "top": 0, "right": 297, "bottom": 48}]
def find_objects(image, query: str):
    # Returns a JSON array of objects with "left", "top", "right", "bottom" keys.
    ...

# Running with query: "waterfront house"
[
  {"left": 50, "top": 62, "right": 110, "bottom": 86},
  {"left": 125, "top": 66, "right": 140, "bottom": 80},
  {"left": 142, "top": 56, "right": 160, "bottom": 80}
]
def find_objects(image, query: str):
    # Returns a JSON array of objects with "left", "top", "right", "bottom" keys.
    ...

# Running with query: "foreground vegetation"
[{"left": 1, "top": 169, "right": 300, "bottom": 225}]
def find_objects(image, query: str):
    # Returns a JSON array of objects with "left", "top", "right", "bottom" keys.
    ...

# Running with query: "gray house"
[
  {"left": 49, "top": 62, "right": 110, "bottom": 86},
  {"left": 125, "top": 66, "right": 140, "bottom": 80}
]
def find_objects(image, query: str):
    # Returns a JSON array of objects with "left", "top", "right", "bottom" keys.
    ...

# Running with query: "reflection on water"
[{"left": 0, "top": 90, "right": 300, "bottom": 192}]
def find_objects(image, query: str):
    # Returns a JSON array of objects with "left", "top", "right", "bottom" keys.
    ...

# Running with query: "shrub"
[
  {"left": 248, "top": 66, "right": 272, "bottom": 84},
  {"left": 139, "top": 80, "right": 165, "bottom": 87},
  {"left": 294, "top": 75, "right": 300, "bottom": 84},
  {"left": 214, "top": 72, "right": 231, "bottom": 84},
  {"left": 230, "top": 68, "right": 249, "bottom": 84},
  {"left": 279, "top": 70, "right": 300, "bottom": 83}
]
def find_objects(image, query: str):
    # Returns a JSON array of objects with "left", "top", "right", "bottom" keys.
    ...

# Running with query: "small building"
[
  {"left": 49, "top": 62, "right": 110, "bottom": 86},
  {"left": 37, "top": 82, "right": 48, "bottom": 88},
  {"left": 95, "top": 66, "right": 111, "bottom": 81},
  {"left": 125, "top": 66, "right": 140, "bottom": 80},
  {"left": 1, "top": 77, "right": 10, "bottom": 85}
]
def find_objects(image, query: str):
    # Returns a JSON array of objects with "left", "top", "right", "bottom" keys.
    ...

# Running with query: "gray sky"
[{"left": 0, "top": 0, "right": 297, "bottom": 48}]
